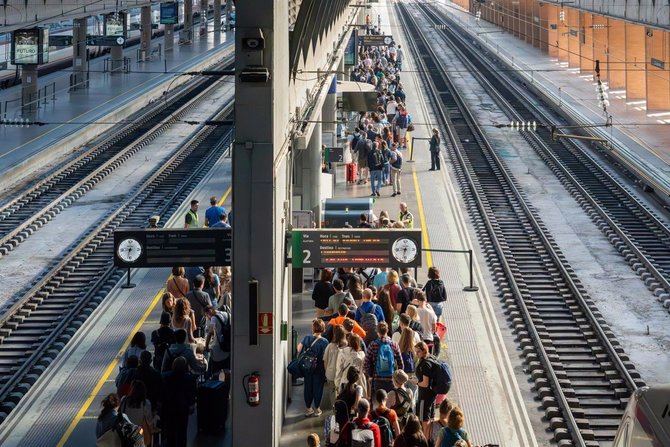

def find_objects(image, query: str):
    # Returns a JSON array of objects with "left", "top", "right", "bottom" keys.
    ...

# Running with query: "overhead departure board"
[
  {"left": 292, "top": 229, "right": 421, "bottom": 268},
  {"left": 114, "top": 228, "right": 232, "bottom": 268}
]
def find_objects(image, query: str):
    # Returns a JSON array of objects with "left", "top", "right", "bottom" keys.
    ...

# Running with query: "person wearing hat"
[
  {"left": 184, "top": 199, "right": 200, "bottom": 228},
  {"left": 151, "top": 312, "right": 176, "bottom": 370}
]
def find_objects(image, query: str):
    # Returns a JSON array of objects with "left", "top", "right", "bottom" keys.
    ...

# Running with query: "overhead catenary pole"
[{"left": 231, "top": 0, "right": 291, "bottom": 445}]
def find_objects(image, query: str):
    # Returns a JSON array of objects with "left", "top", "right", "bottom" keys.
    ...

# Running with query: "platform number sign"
[{"left": 291, "top": 229, "right": 422, "bottom": 268}]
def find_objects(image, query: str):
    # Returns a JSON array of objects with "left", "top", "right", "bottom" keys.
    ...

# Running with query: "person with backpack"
[
  {"left": 120, "top": 380, "right": 153, "bottom": 446},
  {"left": 297, "top": 319, "right": 330, "bottom": 417},
  {"left": 161, "top": 329, "right": 207, "bottom": 374},
  {"left": 336, "top": 399, "right": 382, "bottom": 447},
  {"left": 151, "top": 313, "right": 175, "bottom": 371},
  {"left": 396, "top": 277, "right": 416, "bottom": 315},
  {"left": 389, "top": 143, "right": 403, "bottom": 197},
  {"left": 327, "top": 279, "right": 353, "bottom": 315},
  {"left": 202, "top": 266, "right": 221, "bottom": 304},
  {"left": 335, "top": 334, "right": 368, "bottom": 397},
  {"left": 423, "top": 267, "right": 447, "bottom": 320},
  {"left": 356, "top": 289, "right": 385, "bottom": 344},
  {"left": 324, "top": 326, "right": 348, "bottom": 404},
  {"left": 393, "top": 106, "right": 410, "bottom": 149},
  {"left": 433, "top": 407, "right": 472, "bottom": 447},
  {"left": 413, "top": 342, "right": 453, "bottom": 440},
  {"left": 373, "top": 389, "right": 401, "bottom": 441},
  {"left": 120, "top": 332, "right": 147, "bottom": 371},
  {"left": 116, "top": 356, "right": 140, "bottom": 398},
  {"left": 368, "top": 142, "right": 386, "bottom": 197},
  {"left": 393, "top": 415, "right": 429, "bottom": 447},
  {"left": 392, "top": 325, "right": 419, "bottom": 375},
  {"left": 96, "top": 393, "right": 143, "bottom": 447},
  {"left": 387, "top": 370, "right": 414, "bottom": 428},
  {"left": 428, "top": 399, "right": 456, "bottom": 446},
  {"left": 204, "top": 305, "right": 231, "bottom": 380},
  {"left": 364, "top": 322, "right": 404, "bottom": 395}
]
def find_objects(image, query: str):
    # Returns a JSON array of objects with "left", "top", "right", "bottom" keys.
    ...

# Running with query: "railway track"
[
  {"left": 418, "top": 4, "right": 670, "bottom": 311},
  {"left": 0, "top": 56, "right": 234, "bottom": 258},
  {"left": 398, "top": 3, "right": 643, "bottom": 445},
  {"left": 0, "top": 105, "right": 234, "bottom": 423}
]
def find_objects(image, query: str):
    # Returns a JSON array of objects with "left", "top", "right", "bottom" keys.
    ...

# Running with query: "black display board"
[
  {"left": 114, "top": 228, "right": 232, "bottom": 268},
  {"left": 291, "top": 229, "right": 421, "bottom": 268},
  {"left": 358, "top": 35, "right": 393, "bottom": 47},
  {"left": 11, "top": 27, "right": 49, "bottom": 65}
]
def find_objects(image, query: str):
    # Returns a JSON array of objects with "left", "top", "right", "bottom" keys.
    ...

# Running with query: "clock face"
[
  {"left": 117, "top": 238, "right": 142, "bottom": 263},
  {"left": 392, "top": 237, "right": 418, "bottom": 264},
  {"left": 384, "top": 36, "right": 393, "bottom": 45}
]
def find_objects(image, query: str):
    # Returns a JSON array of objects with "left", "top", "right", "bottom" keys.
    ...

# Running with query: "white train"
[{"left": 613, "top": 385, "right": 670, "bottom": 447}]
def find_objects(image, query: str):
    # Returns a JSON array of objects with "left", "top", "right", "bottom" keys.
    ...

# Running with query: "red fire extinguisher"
[{"left": 243, "top": 372, "right": 260, "bottom": 407}]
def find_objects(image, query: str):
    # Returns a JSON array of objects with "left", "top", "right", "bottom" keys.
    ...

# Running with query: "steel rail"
[
  {"left": 0, "top": 105, "right": 234, "bottom": 419},
  {"left": 0, "top": 56, "right": 235, "bottom": 257},
  {"left": 398, "top": 3, "right": 640, "bottom": 444},
  {"left": 423, "top": 4, "right": 670, "bottom": 305}
]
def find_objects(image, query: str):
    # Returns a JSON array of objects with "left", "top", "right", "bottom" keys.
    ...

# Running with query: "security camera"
[{"left": 242, "top": 28, "right": 265, "bottom": 51}]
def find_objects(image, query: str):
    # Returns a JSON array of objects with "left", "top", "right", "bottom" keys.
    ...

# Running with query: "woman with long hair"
[
  {"left": 377, "top": 288, "right": 396, "bottom": 330},
  {"left": 335, "top": 333, "right": 367, "bottom": 397},
  {"left": 202, "top": 266, "right": 221, "bottom": 303},
  {"left": 120, "top": 332, "right": 146, "bottom": 370},
  {"left": 384, "top": 270, "right": 402, "bottom": 312},
  {"left": 161, "top": 292, "right": 176, "bottom": 317},
  {"left": 323, "top": 325, "right": 348, "bottom": 404},
  {"left": 394, "top": 414, "right": 429, "bottom": 447},
  {"left": 171, "top": 298, "right": 195, "bottom": 343},
  {"left": 120, "top": 380, "right": 153, "bottom": 446},
  {"left": 96, "top": 393, "right": 121, "bottom": 439},
  {"left": 166, "top": 266, "right": 189, "bottom": 299}
]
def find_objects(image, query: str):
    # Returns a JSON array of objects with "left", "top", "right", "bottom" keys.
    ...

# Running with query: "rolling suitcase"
[
  {"left": 346, "top": 163, "right": 358, "bottom": 183},
  {"left": 197, "top": 379, "right": 229, "bottom": 433}
]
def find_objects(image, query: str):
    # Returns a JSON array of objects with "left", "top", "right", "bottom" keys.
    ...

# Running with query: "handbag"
[
  {"left": 114, "top": 414, "right": 143, "bottom": 447},
  {"left": 407, "top": 123, "right": 415, "bottom": 132}
]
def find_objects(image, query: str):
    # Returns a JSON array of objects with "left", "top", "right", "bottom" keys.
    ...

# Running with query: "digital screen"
[
  {"left": 105, "top": 13, "right": 127, "bottom": 37},
  {"left": 292, "top": 229, "right": 422, "bottom": 268},
  {"left": 114, "top": 228, "right": 232, "bottom": 268},
  {"left": 160, "top": 2, "right": 179, "bottom": 24},
  {"left": 12, "top": 29, "right": 40, "bottom": 65},
  {"left": 359, "top": 35, "right": 393, "bottom": 47}
]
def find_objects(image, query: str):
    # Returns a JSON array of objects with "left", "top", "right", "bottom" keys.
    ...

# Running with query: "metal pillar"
[
  {"left": 232, "top": 0, "right": 290, "bottom": 445},
  {"left": 165, "top": 24, "right": 175, "bottom": 51},
  {"left": 140, "top": 6, "right": 152, "bottom": 61},
  {"left": 302, "top": 122, "right": 323, "bottom": 218},
  {"left": 21, "top": 65, "right": 38, "bottom": 117},
  {"left": 182, "top": 0, "right": 193, "bottom": 43},
  {"left": 214, "top": 0, "right": 222, "bottom": 32},
  {"left": 200, "top": 0, "right": 208, "bottom": 36},
  {"left": 111, "top": 46, "right": 124, "bottom": 73},
  {"left": 72, "top": 17, "right": 89, "bottom": 89}
]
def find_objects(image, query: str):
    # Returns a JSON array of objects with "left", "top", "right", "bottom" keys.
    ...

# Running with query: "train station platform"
[
  {"left": 280, "top": 1, "right": 538, "bottom": 445},
  {"left": 0, "top": 26, "right": 233, "bottom": 187},
  {"left": 438, "top": 0, "right": 670, "bottom": 199},
  {"left": 0, "top": 148, "right": 232, "bottom": 447}
]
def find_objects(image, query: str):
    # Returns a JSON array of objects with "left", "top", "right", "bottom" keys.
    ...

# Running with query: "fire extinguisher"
[{"left": 243, "top": 372, "right": 260, "bottom": 407}]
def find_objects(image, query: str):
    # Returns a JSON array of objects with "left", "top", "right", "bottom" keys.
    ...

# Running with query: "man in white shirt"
[
  {"left": 415, "top": 292, "right": 436, "bottom": 342},
  {"left": 396, "top": 45, "right": 404, "bottom": 70},
  {"left": 386, "top": 96, "right": 398, "bottom": 121}
]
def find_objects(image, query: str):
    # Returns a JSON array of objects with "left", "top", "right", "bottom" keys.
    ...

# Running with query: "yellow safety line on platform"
[
  {"left": 411, "top": 167, "right": 433, "bottom": 267},
  {"left": 56, "top": 288, "right": 164, "bottom": 447},
  {"left": 217, "top": 186, "right": 232, "bottom": 206}
]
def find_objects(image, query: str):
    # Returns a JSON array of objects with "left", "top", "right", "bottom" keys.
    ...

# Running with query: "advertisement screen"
[
  {"left": 12, "top": 29, "right": 40, "bottom": 65},
  {"left": 160, "top": 2, "right": 179, "bottom": 24},
  {"left": 105, "top": 13, "right": 126, "bottom": 37}
]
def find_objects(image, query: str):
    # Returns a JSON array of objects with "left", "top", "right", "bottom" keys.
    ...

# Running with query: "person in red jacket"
[{"left": 337, "top": 398, "right": 382, "bottom": 447}]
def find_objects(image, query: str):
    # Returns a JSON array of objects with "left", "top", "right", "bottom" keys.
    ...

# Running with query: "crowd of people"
[
  {"left": 97, "top": 197, "right": 232, "bottom": 447},
  {"left": 343, "top": 29, "right": 442, "bottom": 198},
  {"left": 293, "top": 262, "right": 472, "bottom": 447}
]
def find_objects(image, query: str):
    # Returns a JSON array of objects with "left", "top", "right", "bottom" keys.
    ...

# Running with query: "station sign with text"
[
  {"left": 114, "top": 228, "right": 232, "bottom": 268},
  {"left": 358, "top": 35, "right": 393, "bottom": 47},
  {"left": 11, "top": 28, "right": 49, "bottom": 65},
  {"left": 291, "top": 229, "right": 422, "bottom": 268}
]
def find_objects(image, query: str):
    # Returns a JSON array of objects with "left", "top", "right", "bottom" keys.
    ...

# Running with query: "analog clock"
[
  {"left": 117, "top": 238, "right": 143, "bottom": 263},
  {"left": 392, "top": 237, "right": 418, "bottom": 264}
]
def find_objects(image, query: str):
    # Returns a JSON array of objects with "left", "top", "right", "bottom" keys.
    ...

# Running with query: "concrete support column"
[
  {"left": 182, "top": 0, "right": 193, "bottom": 43},
  {"left": 111, "top": 46, "right": 124, "bottom": 73},
  {"left": 625, "top": 22, "right": 646, "bottom": 100},
  {"left": 72, "top": 17, "right": 89, "bottom": 89},
  {"left": 592, "top": 14, "right": 609, "bottom": 81},
  {"left": 232, "top": 0, "right": 290, "bottom": 445},
  {"left": 322, "top": 76, "right": 337, "bottom": 140},
  {"left": 646, "top": 29, "right": 670, "bottom": 111},
  {"left": 580, "top": 12, "right": 594, "bottom": 74},
  {"left": 21, "top": 65, "right": 38, "bottom": 117},
  {"left": 539, "top": 3, "right": 550, "bottom": 53},
  {"left": 546, "top": 4, "right": 558, "bottom": 57},
  {"left": 557, "top": 8, "right": 569, "bottom": 62},
  {"left": 140, "top": 6, "right": 152, "bottom": 61},
  {"left": 567, "top": 8, "right": 580, "bottom": 68},
  {"left": 164, "top": 24, "right": 175, "bottom": 52},
  {"left": 608, "top": 18, "right": 626, "bottom": 89},
  {"left": 302, "top": 123, "right": 323, "bottom": 217},
  {"left": 200, "top": 0, "right": 208, "bottom": 36},
  {"left": 214, "top": 0, "right": 222, "bottom": 32}
]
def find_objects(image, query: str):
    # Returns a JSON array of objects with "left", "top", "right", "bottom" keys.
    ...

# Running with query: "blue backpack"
[{"left": 375, "top": 341, "right": 395, "bottom": 377}]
